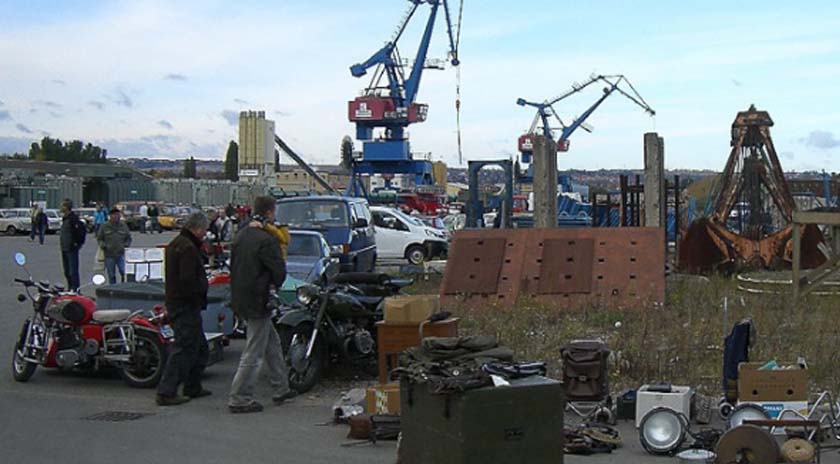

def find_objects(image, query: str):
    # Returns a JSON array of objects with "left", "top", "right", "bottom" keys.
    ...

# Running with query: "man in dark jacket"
[
  {"left": 96, "top": 207, "right": 132, "bottom": 284},
  {"left": 156, "top": 212, "right": 211, "bottom": 406},
  {"left": 228, "top": 196, "right": 294, "bottom": 413},
  {"left": 59, "top": 199, "right": 86, "bottom": 291}
]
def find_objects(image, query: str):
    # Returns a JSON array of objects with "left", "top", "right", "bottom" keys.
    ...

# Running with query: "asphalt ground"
[{"left": 2, "top": 232, "right": 840, "bottom": 463}]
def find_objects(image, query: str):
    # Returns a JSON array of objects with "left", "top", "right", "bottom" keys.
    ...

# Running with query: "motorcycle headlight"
[{"left": 296, "top": 284, "right": 318, "bottom": 305}]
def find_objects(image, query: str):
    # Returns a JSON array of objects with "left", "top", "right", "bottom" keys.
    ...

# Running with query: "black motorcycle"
[{"left": 275, "top": 273, "right": 411, "bottom": 393}]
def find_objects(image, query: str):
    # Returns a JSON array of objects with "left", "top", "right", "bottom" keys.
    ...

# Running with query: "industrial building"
[{"left": 238, "top": 110, "right": 275, "bottom": 183}]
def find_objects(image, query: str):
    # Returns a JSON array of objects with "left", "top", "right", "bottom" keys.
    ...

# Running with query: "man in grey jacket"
[
  {"left": 96, "top": 207, "right": 132, "bottom": 284},
  {"left": 228, "top": 196, "right": 294, "bottom": 413}
]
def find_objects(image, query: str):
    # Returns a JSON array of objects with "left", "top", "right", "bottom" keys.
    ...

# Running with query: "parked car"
[
  {"left": 44, "top": 209, "right": 61, "bottom": 234},
  {"left": 0, "top": 209, "right": 31, "bottom": 235},
  {"left": 276, "top": 196, "right": 377, "bottom": 272},
  {"left": 158, "top": 205, "right": 187, "bottom": 230},
  {"left": 370, "top": 206, "right": 448, "bottom": 264},
  {"left": 285, "top": 230, "right": 340, "bottom": 284},
  {"left": 75, "top": 207, "right": 98, "bottom": 232}
]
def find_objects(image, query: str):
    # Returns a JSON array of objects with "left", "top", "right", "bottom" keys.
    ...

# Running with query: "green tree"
[
  {"left": 224, "top": 140, "right": 239, "bottom": 181},
  {"left": 27, "top": 136, "right": 108, "bottom": 163}
]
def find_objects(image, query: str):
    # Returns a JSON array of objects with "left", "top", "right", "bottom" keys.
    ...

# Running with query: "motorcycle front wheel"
[
  {"left": 12, "top": 320, "right": 37, "bottom": 382},
  {"left": 278, "top": 323, "right": 324, "bottom": 394},
  {"left": 121, "top": 330, "right": 165, "bottom": 388}
]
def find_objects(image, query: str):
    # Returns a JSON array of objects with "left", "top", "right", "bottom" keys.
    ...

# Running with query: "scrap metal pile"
[{"left": 679, "top": 105, "right": 826, "bottom": 273}]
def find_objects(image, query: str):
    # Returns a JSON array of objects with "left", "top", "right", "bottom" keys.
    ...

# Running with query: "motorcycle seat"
[{"left": 92, "top": 309, "right": 131, "bottom": 323}]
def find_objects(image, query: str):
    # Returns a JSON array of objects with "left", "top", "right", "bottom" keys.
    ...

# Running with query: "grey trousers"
[{"left": 228, "top": 316, "right": 291, "bottom": 406}]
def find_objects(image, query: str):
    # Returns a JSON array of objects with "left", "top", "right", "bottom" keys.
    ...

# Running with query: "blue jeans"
[
  {"left": 140, "top": 217, "right": 147, "bottom": 234},
  {"left": 104, "top": 255, "right": 126, "bottom": 284},
  {"left": 31, "top": 224, "right": 45, "bottom": 244},
  {"left": 61, "top": 250, "right": 80, "bottom": 291}
]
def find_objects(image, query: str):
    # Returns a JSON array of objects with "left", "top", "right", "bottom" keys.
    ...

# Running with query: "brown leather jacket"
[{"left": 165, "top": 229, "right": 208, "bottom": 314}]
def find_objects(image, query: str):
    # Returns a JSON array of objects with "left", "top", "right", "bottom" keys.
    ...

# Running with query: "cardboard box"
[
  {"left": 366, "top": 383, "right": 401, "bottom": 415},
  {"left": 738, "top": 362, "right": 808, "bottom": 402},
  {"left": 384, "top": 295, "right": 440, "bottom": 324}
]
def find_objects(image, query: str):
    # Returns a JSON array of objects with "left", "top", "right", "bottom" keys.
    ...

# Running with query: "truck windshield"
[{"left": 277, "top": 200, "right": 349, "bottom": 229}]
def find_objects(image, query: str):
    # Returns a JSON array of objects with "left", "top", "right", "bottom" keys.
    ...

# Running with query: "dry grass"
[{"left": 409, "top": 274, "right": 840, "bottom": 395}]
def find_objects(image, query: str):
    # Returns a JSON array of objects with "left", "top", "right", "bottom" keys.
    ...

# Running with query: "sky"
[{"left": 1, "top": 0, "right": 839, "bottom": 171}]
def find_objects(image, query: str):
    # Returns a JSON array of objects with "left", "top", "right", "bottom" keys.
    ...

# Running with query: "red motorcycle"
[{"left": 11, "top": 252, "right": 167, "bottom": 388}]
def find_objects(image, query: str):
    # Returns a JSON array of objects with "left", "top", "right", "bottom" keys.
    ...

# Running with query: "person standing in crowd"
[
  {"left": 29, "top": 202, "right": 38, "bottom": 241},
  {"left": 94, "top": 204, "right": 107, "bottom": 234},
  {"left": 139, "top": 202, "right": 149, "bottom": 234},
  {"left": 33, "top": 206, "right": 47, "bottom": 245},
  {"left": 156, "top": 212, "right": 211, "bottom": 406},
  {"left": 228, "top": 196, "right": 294, "bottom": 413},
  {"left": 59, "top": 199, "right": 86, "bottom": 291},
  {"left": 214, "top": 208, "right": 232, "bottom": 242},
  {"left": 97, "top": 207, "right": 132, "bottom": 284},
  {"left": 149, "top": 203, "right": 161, "bottom": 233}
]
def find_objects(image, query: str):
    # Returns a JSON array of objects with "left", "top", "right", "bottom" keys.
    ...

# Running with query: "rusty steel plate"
[
  {"left": 440, "top": 237, "right": 507, "bottom": 295},
  {"left": 537, "top": 238, "right": 594, "bottom": 294},
  {"left": 441, "top": 228, "right": 665, "bottom": 309}
]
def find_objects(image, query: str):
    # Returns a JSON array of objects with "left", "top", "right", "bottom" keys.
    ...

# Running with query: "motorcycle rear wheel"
[
  {"left": 12, "top": 321, "right": 37, "bottom": 382},
  {"left": 121, "top": 331, "right": 165, "bottom": 388},
  {"left": 278, "top": 323, "right": 324, "bottom": 394}
]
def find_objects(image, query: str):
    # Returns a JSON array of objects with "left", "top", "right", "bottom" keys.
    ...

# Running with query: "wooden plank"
[{"left": 793, "top": 211, "right": 840, "bottom": 226}]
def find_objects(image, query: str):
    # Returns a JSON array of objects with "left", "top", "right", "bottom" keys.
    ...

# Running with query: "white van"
[{"left": 370, "top": 206, "right": 448, "bottom": 264}]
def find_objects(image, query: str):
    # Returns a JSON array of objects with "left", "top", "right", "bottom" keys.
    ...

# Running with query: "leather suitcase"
[{"left": 399, "top": 376, "right": 564, "bottom": 464}]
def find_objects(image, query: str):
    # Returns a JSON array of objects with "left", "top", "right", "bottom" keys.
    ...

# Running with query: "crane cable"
[{"left": 454, "top": 0, "right": 464, "bottom": 166}]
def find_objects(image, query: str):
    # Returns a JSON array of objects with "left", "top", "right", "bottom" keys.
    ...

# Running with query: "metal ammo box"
[{"left": 399, "top": 376, "right": 564, "bottom": 464}]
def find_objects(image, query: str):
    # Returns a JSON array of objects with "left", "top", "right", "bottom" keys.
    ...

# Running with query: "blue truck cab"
[{"left": 276, "top": 196, "right": 377, "bottom": 272}]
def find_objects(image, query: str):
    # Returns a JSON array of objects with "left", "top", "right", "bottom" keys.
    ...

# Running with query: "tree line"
[{"left": 29, "top": 137, "right": 108, "bottom": 163}]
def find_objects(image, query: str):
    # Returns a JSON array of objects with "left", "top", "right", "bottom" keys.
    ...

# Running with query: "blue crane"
[
  {"left": 516, "top": 74, "right": 655, "bottom": 171},
  {"left": 346, "top": 0, "right": 462, "bottom": 196}
]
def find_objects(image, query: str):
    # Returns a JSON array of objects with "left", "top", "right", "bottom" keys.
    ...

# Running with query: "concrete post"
[
  {"left": 644, "top": 132, "right": 666, "bottom": 228},
  {"left": 533, "top": 135, "right": 558, "bottom": 228}
]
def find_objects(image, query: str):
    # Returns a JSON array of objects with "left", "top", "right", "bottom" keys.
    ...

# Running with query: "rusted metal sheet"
[
  {"left": 537, "top": 239, "right": 594, "bottom": 294},
  {"left": 441, "top": 228, "right": 665, "bottom": 309},
  {"left": 440, "top": 237, "right": 507, "bottom": 295}
]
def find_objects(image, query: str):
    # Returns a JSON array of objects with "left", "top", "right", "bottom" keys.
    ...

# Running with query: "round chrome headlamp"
[
  {"left": 296, "top": 284, "right": 318, "bottom": 305},
  {"left": 639, "top": 407, "right": 687, "bottom": 455},
  {"left": 728, "top": 403, "right": 770, "bottom": 429}
]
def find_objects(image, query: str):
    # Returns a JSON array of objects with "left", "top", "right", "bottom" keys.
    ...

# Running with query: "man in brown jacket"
[
  {"left": 228, "top": 196, "right": 294, "bottom": 413},
  {"left": 156, "top": 212, "right": 211, "bottom": 406}
]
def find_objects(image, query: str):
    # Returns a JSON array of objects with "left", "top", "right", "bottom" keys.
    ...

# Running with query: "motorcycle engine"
[{"left": 55, "top": 328, "right": 85, "bottom": 368}]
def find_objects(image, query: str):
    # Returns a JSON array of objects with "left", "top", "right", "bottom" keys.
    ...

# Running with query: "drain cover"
[{"left": 83, "top": 411, "right": 153, "bottom": 422}]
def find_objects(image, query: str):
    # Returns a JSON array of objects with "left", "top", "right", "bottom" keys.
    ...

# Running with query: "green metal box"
[{"left": 400, "top": 376, "right": 564, "bottom": 464}]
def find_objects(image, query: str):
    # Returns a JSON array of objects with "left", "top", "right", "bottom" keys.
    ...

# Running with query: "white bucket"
[{"left": 676, "top": 449, "right": 716, "bottom": 463}]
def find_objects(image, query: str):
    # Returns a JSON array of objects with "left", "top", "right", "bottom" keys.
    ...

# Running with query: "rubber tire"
[
  {"left": 278, "top": 323, "right": 325, "bottom": 394},
  {"left": 121, "top": 330, "right": 166, "bottom": 388},
  {"left": 6, "top": 225, "right": 17, "bottom": 236},
  {"left": 406, "top": 245, "right": 426, "bottom": 265},
  {"left": 12, "top": 321, "right": 37, "bottom": 382}
]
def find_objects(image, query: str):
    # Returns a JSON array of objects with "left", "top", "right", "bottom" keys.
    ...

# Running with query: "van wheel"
[
  {"left": 6, "top": 225, "right": 17, "bottom": 236},
  {"left": 406, "top": 245, "right": 426, "bottom": 265}
]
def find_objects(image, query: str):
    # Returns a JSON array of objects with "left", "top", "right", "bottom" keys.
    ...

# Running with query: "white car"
[
  {"left": 44, "top": 209, "right": 62, "bottom": 234},
  {"left": 370, "top": 206, "right": 448, "bottom": 265},
  {"left": 0, "top": 209, "right": 31, "bottom": 235}
]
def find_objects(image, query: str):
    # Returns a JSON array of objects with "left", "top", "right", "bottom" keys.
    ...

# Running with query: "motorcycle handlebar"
[{"left": 14, "top": 278, "right": 31, "bottom": 285}]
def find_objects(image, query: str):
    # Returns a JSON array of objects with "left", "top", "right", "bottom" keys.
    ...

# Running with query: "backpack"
[{"left": 73, "top": 215, "right": 87, "bottom": 247}]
